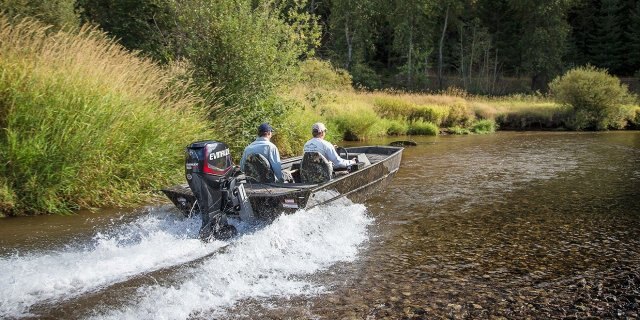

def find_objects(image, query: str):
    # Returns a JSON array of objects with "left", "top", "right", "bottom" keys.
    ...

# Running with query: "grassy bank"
[
  {"left": 1, "top": 23, "right": 638, "bottom": 217},
  {"left": 268, "top": 60, "right": 640, "bottom": 157},
  {"left": 0, "top": 17, "right": 214, "bottom": 216}
]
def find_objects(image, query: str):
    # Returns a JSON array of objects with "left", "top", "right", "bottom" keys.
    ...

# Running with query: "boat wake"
[{"left": 0, "top": 203, "right": 372, "bottom": 319}]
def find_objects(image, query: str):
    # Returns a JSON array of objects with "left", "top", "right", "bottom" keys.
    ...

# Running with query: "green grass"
[
  {"left": 407, "top": 120, "right": 439, "bottom": 136},
  {"left": 0, "top": 16, "right": 213, "bottom": 215},
  {"left": 447, "top": 126, "right": 470, "bottom": 135},
  {"left": 471, "top": 119, "right": 498, "bottom": 134}
]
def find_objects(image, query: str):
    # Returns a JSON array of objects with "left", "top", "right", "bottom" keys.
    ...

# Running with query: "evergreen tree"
[
  {"left": 590, "top": 0, "right": 625, "bottom": 74},
  {"left": 626, "top": 1, "right": 640, "bottom": 74},
  {"left": 477, "top": 0, "right": 522, "bottom": 76},
  {"left": 566, "top": 0, "right": 598, "bottom": 67}
]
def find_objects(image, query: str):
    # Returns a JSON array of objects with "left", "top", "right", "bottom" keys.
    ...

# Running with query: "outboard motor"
[{"left": 185, "top": 141, "right": 254, "bottom": 241}]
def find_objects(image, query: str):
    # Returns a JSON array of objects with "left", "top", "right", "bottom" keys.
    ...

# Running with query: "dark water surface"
[{"left": 1, "top": 131, "right": 639, "bottom": 319}]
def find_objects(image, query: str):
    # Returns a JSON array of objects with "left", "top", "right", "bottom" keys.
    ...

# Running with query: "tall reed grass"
[{"left": 0, "top": 16, "right": 213, "bottom": 215}]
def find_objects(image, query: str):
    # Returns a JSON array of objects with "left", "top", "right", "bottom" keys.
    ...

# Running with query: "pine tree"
[
  {"left": 626, "top": 1, "right": 640, "bottom": 74},
  {"left": 590, "top": 0, "right": 626, "bottom": 74},
  {"left": 566, "top": 0, "right": 599, "bottom": 67}
]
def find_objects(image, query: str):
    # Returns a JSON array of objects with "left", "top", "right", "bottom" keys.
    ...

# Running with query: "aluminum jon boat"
[{"left": 162, "top": 140, "right": 403, "bottom": 240}]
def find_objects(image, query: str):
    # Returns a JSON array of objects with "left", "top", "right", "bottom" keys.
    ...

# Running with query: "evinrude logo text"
[{"left": 209, "top": 148, "right": 230, "bottom": 160}]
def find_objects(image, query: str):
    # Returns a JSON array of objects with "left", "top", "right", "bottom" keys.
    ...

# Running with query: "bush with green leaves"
[
  {"left": 351, "top": 63, "right": 382, "bottom": 90},
  {"left": 173, "top": 0, "right": 320, "bottom": 147},
  {"left": 0, "top": 0, "right": 79, "bottom": 29},
  {"left": 384, "top": 119, "right": 409, "bottom": 135},
  {"left": 443, "top": 102, "right": 475, "bottom": 127},
  {"left": 550, "top": 65, "right": 635, "bottom": 130},
  {"left": 373, "top": 98, "right": 414, "bottom": 119},
  {"left": 407, "top": 121, "right": 439, "bottom": 136},
  {"left": 299, "top": 59, "right": 352, "bottom": 91},
  {"left": 409, "top": 105, "right": 448, "bottom": 126},
  {"left": 471, "top": 119, "right": 497, "bottom": 134},
  {"left": 78, "top": 0, "right": 177, "bottom": 62},
  {"left": 329, "top": 107, "right": 384, "bottom": 141},
  {"left": 447, "top": 126, "right": 470, "bottom": 135}
]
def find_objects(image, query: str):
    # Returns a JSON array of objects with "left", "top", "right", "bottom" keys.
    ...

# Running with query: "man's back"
[
  {"left": 303, "top": 137, "right": 352, "bottom": 169},
  {"left": 240, "top": 137, "right": 284, "bottom": 182}
]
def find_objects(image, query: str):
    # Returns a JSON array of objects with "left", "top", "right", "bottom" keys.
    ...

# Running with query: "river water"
[{"left": 1, "top": 131, "right": 638, "bottom": 319}]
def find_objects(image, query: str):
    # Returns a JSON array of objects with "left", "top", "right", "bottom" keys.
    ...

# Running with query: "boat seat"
[
  {"left": 300, "top": 152, "right": 333, "bottom": 184},
  {"left": 244, "top": 153, "right": 276, "bottom": 183}
]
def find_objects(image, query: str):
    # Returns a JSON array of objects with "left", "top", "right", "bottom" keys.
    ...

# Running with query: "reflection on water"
[{"left": 1, "top": 131, "right": 638, "bottom": 319}]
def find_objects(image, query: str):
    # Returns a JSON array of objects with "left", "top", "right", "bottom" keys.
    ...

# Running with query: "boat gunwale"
[{"left": 244, "top": 145, "right": 404, "bottom": 194}]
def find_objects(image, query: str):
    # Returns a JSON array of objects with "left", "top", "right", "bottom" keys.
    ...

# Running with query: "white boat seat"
[
  {"left": 300, "top": 152, "right": 333, "bottom": 184},
  {"left": 244, "top": 153, "right": 276, "bottom": 183}
]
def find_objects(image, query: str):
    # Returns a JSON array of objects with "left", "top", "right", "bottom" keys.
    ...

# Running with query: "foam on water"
[
  {"left": 0, "top": 209, "right": 227, "bottom": 318},
  {"left": 91, "top": 203, "right": 372, "bottom": 320}
]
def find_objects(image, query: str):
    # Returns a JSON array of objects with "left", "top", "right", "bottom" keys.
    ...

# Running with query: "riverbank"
[
  {"left": 1, "top": 21, "right": 638, "bottom": 217},
  {"left": 273, "top": 75, "right": 639, "bottom": 155}
]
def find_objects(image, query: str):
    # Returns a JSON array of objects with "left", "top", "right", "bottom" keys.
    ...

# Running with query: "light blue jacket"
[
  {"left": 303, "top": 138, "right": 354, "bottom": 169},
  {"left": 239, "top": 137, "right": 284, "bottom": 182}
]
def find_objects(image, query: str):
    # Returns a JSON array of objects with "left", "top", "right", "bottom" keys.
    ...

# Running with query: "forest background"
[{"left": 1, "top": 0, "right": 639, "bottom": 215}]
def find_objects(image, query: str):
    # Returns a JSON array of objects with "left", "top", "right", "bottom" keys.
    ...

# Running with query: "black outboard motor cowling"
[{"left": 185, "top": 141, "right": 253, "bottom": 241}]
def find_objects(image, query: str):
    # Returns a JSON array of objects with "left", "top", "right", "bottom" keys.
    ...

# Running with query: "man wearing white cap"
[{"left": 303, "top": 122, "right": 356, "bottom": 169}]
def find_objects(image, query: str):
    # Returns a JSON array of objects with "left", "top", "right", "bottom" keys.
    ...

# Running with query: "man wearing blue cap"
[{"left": 240, "top": 123, "right": 289, "bottom": 182}]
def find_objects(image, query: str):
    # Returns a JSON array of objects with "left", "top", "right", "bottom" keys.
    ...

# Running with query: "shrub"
[
  {"left": 471, "top": 119, "right": 497, "bottom": 134},
  {"left": 351, "top": 63, "right": 382, "bottom": 90},
  {"left": 409, "top": 105, "right": 448, "bottom": 125},
  {"left": 620, "top": 105, "right": 640, "bottom": 129},
  {"left": 172, "top": 0, "right": 320, "bottom": 144},
  {"left": 385, "top": 119, "right": 409, "bottom": 135},
  {"left": 632, "top": 106, "right": 640, "bottom": 129},
  {"left": 447, "top": 126, "right": 470, "bottom": 135},
  {"left": 373, "top": 98, "right": 415, "bottom": 119},
  {"left": 407, "top": 121, "right": 439, "bottom": 136},
  {"left": 0, "top": 0, "right": 79, "bottom": 29},
  {"left": 443, "top": 102, "right": 475, "bottom": 127},
  {"left": 330, "top": 106, "right": 383, "bottom": 141},
  {"left": 549, "top": 65, "right": 635, "bottom": 130},
  {"left": 299, "top": 59, "right": 352, "bottom": 91},
  {"left": 78, "top": 0, "right": 177, "bottom": 62},
  {"left": 0, "top": 16, "right": 212, "bottom": 215}
]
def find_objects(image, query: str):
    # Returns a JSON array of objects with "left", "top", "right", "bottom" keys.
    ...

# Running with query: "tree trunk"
[
  {"left": 438, "top": 4, "right": 450, "bottom": 90},
  {"left": 492, "top": 48, "right": 498, "bottom": 94},
  {"left": 345, "top": 20, "right": 353, "bottom": 70},
  {"left": 460, "top": 24, "right": 466, "bottom": 90},
  {"left": 469, "top": 25, "right": 475, "bottom": 89},
  {"left": 408, "top": 26, "right": 413, "bottom": 86}
]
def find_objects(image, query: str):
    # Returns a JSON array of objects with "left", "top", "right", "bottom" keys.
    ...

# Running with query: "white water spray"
[
  {"left": 0, "top": 210, "right": 226, "bottom": 318},
  {"left": 0, "top": 203, "right": 372, "bottom": 319},
  {"left": 92, "top": 203, "right": 372, "bottom": 320}
]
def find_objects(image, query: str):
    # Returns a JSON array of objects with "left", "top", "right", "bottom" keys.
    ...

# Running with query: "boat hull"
[{"left": 162, "top": 145, "right": 403, "bottom": 219}]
